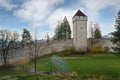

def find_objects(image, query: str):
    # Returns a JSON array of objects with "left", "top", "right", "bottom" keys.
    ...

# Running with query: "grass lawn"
[
  {"left": 66, "top": 54, "right": 120, "bottom": 76},
  {"left": 0, "top": 53, "right": 120, "bottom": 79},
  {"left": 28, "top": 53, "right": 120, "bottom": 76}
]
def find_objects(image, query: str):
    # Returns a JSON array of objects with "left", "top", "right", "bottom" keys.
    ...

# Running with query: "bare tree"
[
  {"left": 21, "top": 27, "right": 50, "bottom": 73},
  {"left": 25, "top": 28, "right": 49, "bottom": 73},
  {"left": 0, "top": 29, "right": 19, "bottom": 65},
  {"left": 45, "top": 32, "right": 50, "bottom": 42},
  {"left": 34, "top": 28, "right": 38, "bottom": 73},
  {"left": 33, "top": 28, "right": 50, "bottom": 73},
  {"left": 89, "top": 21, "right": 94, "bottom": 45}
]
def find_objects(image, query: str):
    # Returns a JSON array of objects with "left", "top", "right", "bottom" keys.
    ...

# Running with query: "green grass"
[
  {"left": 17, "top": 53, "right": 120, "bottom": 80},
  {"left": 28, "top": 53, "right": 120, "bottom": 76},
  {"left": 66, "top": 54, "right": 120, "bottom": 76},
  {"left": 28, "top": 56, "right": 52, "bottom": 71},
  {"left": 0, "top": 53, "right": 120, "bottom": 79}
]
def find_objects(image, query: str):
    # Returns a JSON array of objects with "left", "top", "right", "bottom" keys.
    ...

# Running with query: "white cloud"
[
  {"left": 45, "top": 0, "right": 120, "bottom": 37},
  {"left": 14, "top": 0, "right": 64, "bottom": 27},
  {"left": 47, "top": 8, "right": 75, "bottom": 29},
  {"left": 79, "top": 0, "right": 120, "bottom": 21},
  {"left": 77, "top": 0, "right": 120, "bottom": 36},
  {"left": 0, "top": 0, "right": 15, "bottom": 10},
  {"left": 46, "top": 8, "right": 76, "bottom": 38},
  {"left": 13, "top": 0, "right": 120, "bottom": 37},
  {"left": 14, "top": 0, "right": 85, "bottom": 37},
  {"left": 46, "top": 8, "right": 86, "bottom": 37}
]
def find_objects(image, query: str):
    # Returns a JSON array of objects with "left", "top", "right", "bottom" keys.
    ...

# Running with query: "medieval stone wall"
[
  {"left": 96, "top": 39, "right": 116, "bottom": 52},
  {"left": 0, "top": 39, "right": 116, "bottom": 65},
  {"left": 0, "top": 40, "right": 73, "bottom": 65},
  {"left": 88, "top": 39, "right": 116, "bottom": 52}
]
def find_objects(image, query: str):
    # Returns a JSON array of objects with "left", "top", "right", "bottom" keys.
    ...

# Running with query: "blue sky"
[{"left": 0, "top": 0, "right": 120, "bottom": 39}]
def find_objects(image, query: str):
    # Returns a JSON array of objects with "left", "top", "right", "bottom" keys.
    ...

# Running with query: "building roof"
[{"left": 73, "top": 10, "right": 86, "bottom": 18}]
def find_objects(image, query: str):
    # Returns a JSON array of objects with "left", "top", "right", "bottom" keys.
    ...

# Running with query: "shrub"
[
  {"left": 0, "top": 64, "right": 15, "bottom": 71},
  {"left": 103, "top": 46, "right": 110, "bottom": 53},
  {"left": 51, "top": 47, "right": 76, "bottom": 57},
  {"left": 79, "top": 47, "right": 87, "bottom": 53},
  {"left": 90, "top": 44, "right": 102, "bottom": 53},
  {"left": 11, "top": 58, "right": 30, "bottom": 72},
  {"left": 67, "top": 47, "right": 76, "bottom": 54},
  {"left": 58, "top": 47, "right": 76, "bottom": 56},
  {"left": 12, "top": 58, "right": 29, "bottom": 66}
]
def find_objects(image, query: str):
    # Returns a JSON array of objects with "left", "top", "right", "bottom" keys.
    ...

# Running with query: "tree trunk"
[
  {"left": 34, "top": 40, "right": 37, "bottom": 73},
  {"left": 3, "top": 53, "right": 7, "bottom": 65},
  {"left": 34, "top": 55, "right": 37, "bottom": 73}
]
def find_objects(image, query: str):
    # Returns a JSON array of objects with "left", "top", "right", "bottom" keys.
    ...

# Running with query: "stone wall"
[
  {"left": 0, "top": 40, "right": 73, "bottom": 65},
  {"left": 97, "top": 39, "right": 116, "bottom": 52},
  {"left": 88, "top": 39, "right": 116, "bottom": 52},
  {"left": 40, "top": 40, "right": 73, "bottom": 55},
  {"left": 0, "top": 39, "right": 116, "bottom": 65}
]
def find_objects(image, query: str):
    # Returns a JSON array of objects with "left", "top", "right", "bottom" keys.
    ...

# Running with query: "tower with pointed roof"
[{"left": 72, "top": 10, "right": 87, "bottom": 52}]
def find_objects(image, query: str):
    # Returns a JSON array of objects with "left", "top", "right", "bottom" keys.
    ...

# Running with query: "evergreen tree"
[
  {"left": 93, "top": 23, "right": 102, "bottom": 39},
  {"left": 111, "top": 10, "right": 120, "bottom": 53},
  {"left": 53, "top": 21, "right": 62, "bottom": 41},
  {"left": 94, "top": 28, "right": 102, "bottom": 39},
  {"left": 53, "top": 16, "right": 71, "bottom": 41},
  {"left": 63, "top": 16, "right": 71, "bottom": 40},
  {"left": 22, "top": 28, "right": 32, "bottom": 47}
]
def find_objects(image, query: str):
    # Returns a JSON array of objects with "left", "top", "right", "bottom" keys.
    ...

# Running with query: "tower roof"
[{"left": 73, "top": 10, "right": 86, "bottom": 18}]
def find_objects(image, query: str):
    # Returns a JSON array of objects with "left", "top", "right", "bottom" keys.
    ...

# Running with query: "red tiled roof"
[{"left": 73, "top": 10, "right": 86, "bottom": 18}]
